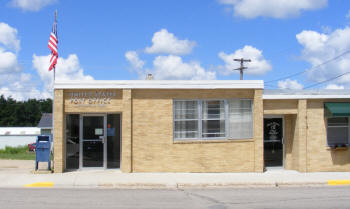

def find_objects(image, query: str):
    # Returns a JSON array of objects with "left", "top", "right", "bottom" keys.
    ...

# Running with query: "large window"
[
  {"left": 173, "top": 99, "right": 253, "bottom": 140},
  {"left": 327, "top": 117, "right": 350, "bottom": 147}
]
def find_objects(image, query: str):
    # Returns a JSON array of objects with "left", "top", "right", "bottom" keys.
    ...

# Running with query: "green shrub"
[{"left": 0, "top": 145, "right": 28, "bottom": 154}]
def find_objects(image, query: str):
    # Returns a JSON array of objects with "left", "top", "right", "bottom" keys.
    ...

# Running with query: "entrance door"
[
  {"left": 80, "top": 115, "right": 106, "bottom": 168},
  {"left": 264, "top": 118, "right": 283, "bottom": 167}
]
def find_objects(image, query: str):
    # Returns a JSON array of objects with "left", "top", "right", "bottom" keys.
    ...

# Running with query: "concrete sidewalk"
[{"left": 1, "top": 160, "right": 350, "bottom": 188}]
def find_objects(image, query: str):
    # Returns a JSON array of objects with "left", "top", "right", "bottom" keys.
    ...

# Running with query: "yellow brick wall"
[
  {"left": 263, "top": 100, "right": 298, "bottom": 115},
  {"left": 284, "top": 114, "right": 297, "bottom": 170},
  {"left": 53, "top": 89, "right": 65, "bottom": 173},
  {"left": 131, "top": 89, "right": 259, "bottom": 172},
  {"left": 297, "top": 100, "right": 307, "bottom": 172},
  {"left": 254, "top": 90, "right": 264, "bottom": 172},
  {"left": 121, "top": 89, "right": 132, "bottom": 172}
]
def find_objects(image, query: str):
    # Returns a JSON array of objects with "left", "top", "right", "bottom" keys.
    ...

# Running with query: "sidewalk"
[{"left": 1, "top": 160, "right": 350, "bottom": 188}]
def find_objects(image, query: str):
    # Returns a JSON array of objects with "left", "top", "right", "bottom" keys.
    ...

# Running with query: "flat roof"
[
  {"left": 0, "top": 127, "right": 40, "bottom": 136},
  {"left": 54, "top": 80, "right": 264, "bottom": 89},
  {"left": 263, "top": 89, "right": 350, "bottom": 99}
]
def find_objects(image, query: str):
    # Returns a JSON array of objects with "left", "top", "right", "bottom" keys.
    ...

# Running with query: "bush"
[
  {"left": 0, "top": 145, "right": 35, "bottom": 160},
  {"left": 0, "top": 145, "right": 28, "bottom": 154}
]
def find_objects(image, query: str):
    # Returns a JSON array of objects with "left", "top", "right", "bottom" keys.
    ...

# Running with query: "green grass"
[{"left": 0, "top": 145, "right": 36, "bottom": 160}]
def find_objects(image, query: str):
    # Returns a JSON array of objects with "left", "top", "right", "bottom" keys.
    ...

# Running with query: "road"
[{"left": 1, "top": 187, "right": 350, "bottom": 209}]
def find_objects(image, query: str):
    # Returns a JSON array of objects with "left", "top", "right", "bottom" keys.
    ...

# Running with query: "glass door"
[
  {"left": 80, "top": 115, "right": 106, "bottom": 168},
  {"left": 264, "top": 118, "right": 283, "bottom": 167}
]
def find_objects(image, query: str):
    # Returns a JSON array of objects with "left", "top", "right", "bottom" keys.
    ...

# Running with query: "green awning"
[{"left": 325, "top": 103, "right": 350, "bottom": 117}]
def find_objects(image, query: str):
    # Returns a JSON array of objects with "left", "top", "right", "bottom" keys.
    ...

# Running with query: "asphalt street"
[{"left": 1, "top": 187, "right": 350, "bottom": 209}]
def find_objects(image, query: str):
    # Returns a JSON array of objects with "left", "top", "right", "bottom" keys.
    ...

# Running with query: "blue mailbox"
[{"left": 35, "top": 135, "right": 52, "bottom": 170}]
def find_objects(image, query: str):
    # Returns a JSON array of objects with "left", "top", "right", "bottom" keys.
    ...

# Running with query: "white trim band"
[
  {"left": 263, "top": 95, "right": 350, "bottom": 99},
  {"left": 54, "top": 80, "right": 264, "bottom": 89}
]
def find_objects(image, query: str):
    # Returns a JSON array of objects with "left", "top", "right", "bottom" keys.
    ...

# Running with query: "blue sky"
[{"left": 1, "top": 0, "right": 350, "bottom": 99}]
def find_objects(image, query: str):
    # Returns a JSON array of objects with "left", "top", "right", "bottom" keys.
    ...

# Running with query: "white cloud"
[
  {"left": 218, "top": 45, "right": 271, "bottom": 76},
  {"left": 346, "top": 10, "right": 350, "bottom": 19},
  {"left": 145, "top": 29, "right": 196, "bottom": 55},
  {"left": 0, "top": 22, "right": 37, "bottom": 100},
  {"left": 0, "top": 48, "right": 21, "bottom": 73},
  {"left": 0, "top": 22, "right": 20, "bottom": 52},
  {"left": 0, "top": 73, "right": 45, "bottom": 100},
  {"left": 296, "top": 26, "right": 350, "bottom": 87},
  {"left": 0, "top": 22, "right": 92, "bottom": 100},
  {"left": 325, "top": 84, "right": 344, "bottom": 89},
  {"left": 277, "top": 79, "right": 304, "bottom": 89},
  {"left": 152, "top": 55, "right": 215, "bottom": 80},
  {"left": 126, "top": 28, "right": 214, "bottom": 80},
  {"left": 125, "top": 54, "right": 216, "bottom": 80},
  {"left": 1, "top": 54, "right": 93, "bottom": 100},
  {"left": 32, "top": 54, "right": 94, "bottom": 96},
  {"left": 125, "top": 51, "right": 144, "bottom": 69},
  {"left": 0, "top": 23, "right": 21, "bottom": 76},
  {"left": 218, "top": 0, "right": 327, "bottom": 19},
  {"left": 9, "top": 0, "right": 57, "bottom": 12}
]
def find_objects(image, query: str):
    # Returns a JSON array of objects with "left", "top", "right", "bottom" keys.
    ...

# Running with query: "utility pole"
[{"left": 233, "top": 58, "right": 251, "bottom": 80}]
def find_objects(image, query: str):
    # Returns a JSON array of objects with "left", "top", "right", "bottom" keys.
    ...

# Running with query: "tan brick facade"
[
  {"left": 306, "top": 99, "right": 350, "bottom": 172},
  {"left": 53, "top": 87, "right": 350, "bottom": 173},
  {"left": 264, "top": 99, "right": 350, "bottom": 172},
  {"left": 53, "top": 89, "right": 64, "bottom": 173},
  {"left": 131, "top": 89, "right": 259, "bottom": 172}
]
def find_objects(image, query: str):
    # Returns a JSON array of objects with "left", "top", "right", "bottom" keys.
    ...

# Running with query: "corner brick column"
[
  {"left": 254, "top": 89, "right": 264, "bottom": 172},
  {"left": 121, "top": 89, "right": 132, "bottom": 172},
  {"left": 53, "top": 89, "right": 65, "bottom": 173},
  {"left": 297, "top": 99, "right": 307, "bottom": 172}
]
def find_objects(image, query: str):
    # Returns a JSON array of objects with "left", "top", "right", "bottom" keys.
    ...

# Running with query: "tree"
[{"left": 0, "top": 95, "right": 52, "bottom": 127}]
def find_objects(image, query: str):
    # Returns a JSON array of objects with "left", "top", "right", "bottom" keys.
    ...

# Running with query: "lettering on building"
[{"left": 69, "top": 91, "right": 117, "bottom": 106}]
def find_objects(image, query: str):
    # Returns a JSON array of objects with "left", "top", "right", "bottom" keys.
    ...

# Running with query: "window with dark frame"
[{"left": 327, "top": 117, "right": 350, "bottom": 148}]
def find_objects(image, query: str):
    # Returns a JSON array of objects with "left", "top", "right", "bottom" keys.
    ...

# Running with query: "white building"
[{"left": 0, "top": 127, "right": 40, "bottom": 149}]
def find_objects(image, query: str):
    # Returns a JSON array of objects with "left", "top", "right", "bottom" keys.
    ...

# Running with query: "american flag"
[{"left": 48, "top": 12, "right": 58, "bottom": 71}]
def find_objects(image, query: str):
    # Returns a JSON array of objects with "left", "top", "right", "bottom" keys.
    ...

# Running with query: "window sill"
[
  {"left": 173, "top": 138, "right": 254, "bottom": 144},
  {"left": 327, "top": 145, "right": 349, "bottom": 151}
]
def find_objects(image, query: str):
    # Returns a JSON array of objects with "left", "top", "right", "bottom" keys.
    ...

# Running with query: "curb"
[
  {"left": 17, "top": 181, "right": 350, "bottom": 189},
  {"left": 328, "top": 180, "right": 350, "bottom": 186}
]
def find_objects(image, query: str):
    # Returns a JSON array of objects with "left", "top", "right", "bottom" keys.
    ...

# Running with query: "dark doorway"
[
  {"left": 264, "top": 118, "right": 283, "bottom": 167},
  {"left": 107, "top": 114, "right": 121, "bottom": 168}
]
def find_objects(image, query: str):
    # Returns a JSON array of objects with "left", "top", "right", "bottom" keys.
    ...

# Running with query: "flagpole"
[
  {"left": 51, "top": 9, "right": 57, "bottom": 171},
  {"left": 53, "top": 10, "right": 57, "bottom": 83}
]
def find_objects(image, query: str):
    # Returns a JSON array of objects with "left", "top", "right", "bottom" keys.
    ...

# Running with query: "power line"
[
  {"left": 303, "top": 71, "right": 350, "bottom": 89},
  {"left": 265, "top": 49, "right": 350, "bottom": 84}
]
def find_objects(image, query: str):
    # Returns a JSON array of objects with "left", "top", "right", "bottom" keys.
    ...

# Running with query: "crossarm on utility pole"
[{"left": 233, "top": 58, "right": 251, "bottom": 80}]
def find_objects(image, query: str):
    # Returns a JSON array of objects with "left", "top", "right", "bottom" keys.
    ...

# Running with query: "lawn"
[{"left": 0, "top": 145, "right": 36, "bottom": 160}]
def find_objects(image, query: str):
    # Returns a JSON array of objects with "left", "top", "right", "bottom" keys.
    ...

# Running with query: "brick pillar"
[
  {"left": 53, "top": 89, "right": 65, "bottom": 173},
  {"left": 254, "top": 89, "right": 264, "bottom": 172},
  {"left": 297, "top": 99, "right": 307, "bottom": 172},
  {"left": 121, "top": 89, "right": 132, "bottom": 173}
]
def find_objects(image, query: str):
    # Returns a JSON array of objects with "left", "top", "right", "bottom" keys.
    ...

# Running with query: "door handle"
[{"left": 99, "top": 136, "right": 105, "bottom": 144}]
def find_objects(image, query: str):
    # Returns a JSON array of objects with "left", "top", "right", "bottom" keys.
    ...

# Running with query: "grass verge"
[{"left": 0, "top": 145, "right": 35, "bottom": 160}]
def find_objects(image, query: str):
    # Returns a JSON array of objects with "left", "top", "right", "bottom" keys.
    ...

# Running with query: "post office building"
[{"left": 53, "top": 80, "right": 350, "bottom": 173}]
